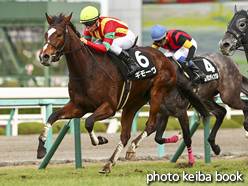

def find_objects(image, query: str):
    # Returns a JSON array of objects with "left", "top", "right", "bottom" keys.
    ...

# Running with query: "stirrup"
[
  {"left": 193, "top": 73, "right": 205, "bottom": 81},
  {"left": 127, "top": 64, "right": 139, "bottom": 76}
]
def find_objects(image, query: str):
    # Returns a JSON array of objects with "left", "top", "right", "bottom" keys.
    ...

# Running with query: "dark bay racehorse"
[
  {"left": 37, "top": 13, "right": 209, "bottom": 173},
  {"left": 219, "top": 5, "right": 248, "bottom": 62},
  {"left": 153, "top": 53, "right": 248, "bottom": 166}
]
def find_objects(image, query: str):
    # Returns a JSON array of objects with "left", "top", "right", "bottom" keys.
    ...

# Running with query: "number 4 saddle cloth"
[{"left": 180, "top": 56, "right": 220, "bottom": 84}]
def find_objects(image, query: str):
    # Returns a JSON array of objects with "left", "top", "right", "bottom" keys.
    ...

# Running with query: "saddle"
[
  {"left": 108, "top": 46, "right": 158, "bottom": 110},
  {"left": 175, "top": 56, "right": 219, "bottom": 84}
]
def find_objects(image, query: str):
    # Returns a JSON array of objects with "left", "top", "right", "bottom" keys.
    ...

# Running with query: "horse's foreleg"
[
  {"left": 154, "top": 114, "right": 182, "bottom": 144},
  {"left": 242, "top": 100, "right": 248, "bottom": 132},
  {"left": 85, "top": 102, "right": 115, "bottom": 146},
  {"left": 154, "top": 114, "right": 169, "bottom": 144},
  {"left": 207, "top": 102, "right": 226, "bottom": 155},
  {"left": 37, "top": 101, "right": 83, "bottom": 159}
]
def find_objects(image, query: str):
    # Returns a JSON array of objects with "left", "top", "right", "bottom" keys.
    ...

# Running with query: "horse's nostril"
[
  {"left": 43, "top": 54, "right": 50, "bottom": 61},
  {"left": 223, "top": 43, "right": 230, "bottom": 48}
]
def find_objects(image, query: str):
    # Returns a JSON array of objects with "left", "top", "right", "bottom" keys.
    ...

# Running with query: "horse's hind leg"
[
  {"left": 37, "top": 101, "right": 84, "bottom": 159},
  {"left": 207, "top": 100, "right": 226, "bottom": 155},
  {"left": 177, "top": 109, "right": 195, "bottom": 166},
  {"left": 99, "top": 105, "right": 141, "bottom": 173},
  {"left": 125, "top": 85, "right": 174, "bottom": 159}
]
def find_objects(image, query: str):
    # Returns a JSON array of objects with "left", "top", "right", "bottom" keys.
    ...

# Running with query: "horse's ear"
[
  {"left": 234, "top": 5, "right": 237, "bottom": 13},
  {"left": 45, "top": 13, "right": 53, "bottom": 25},
  {"left": 63, "top": 12, "right": 73, "bottom": 25}
]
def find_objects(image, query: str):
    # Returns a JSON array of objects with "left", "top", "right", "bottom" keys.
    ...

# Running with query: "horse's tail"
[
  {"left": 242, "top": 75, "right": 248, "bottom": 96},
  {"left": 175, "top": 78, "right": 210, "bottom": 120}
]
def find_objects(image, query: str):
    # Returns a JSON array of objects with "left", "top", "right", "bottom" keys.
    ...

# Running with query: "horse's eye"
[
  {"left": 57, "top": 33, "right": 62, "bottom": 37},
  {"left": 240, "top": 23, "right": 246, "bottom": 27}
]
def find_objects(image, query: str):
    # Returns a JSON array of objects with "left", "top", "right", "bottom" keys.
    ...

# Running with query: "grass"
[{"left": 0, "top": 159, "right": 248, "bottom": 186}]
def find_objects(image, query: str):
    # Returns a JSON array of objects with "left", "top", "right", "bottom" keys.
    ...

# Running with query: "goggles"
[
  {"left": 154, "top": 37, "right": 166, "bottom": 44},
  {"left": 83, "top": 20, "right": 96, "bottom": 27}
]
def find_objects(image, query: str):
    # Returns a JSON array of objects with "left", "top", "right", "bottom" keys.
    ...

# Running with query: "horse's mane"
[{"left": 51, "top": 13, "right": 81, "bottom": 38}]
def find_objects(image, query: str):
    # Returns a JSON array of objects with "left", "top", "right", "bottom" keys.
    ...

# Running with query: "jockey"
[
  {"left": 151, "top": 25, "right": 206, "bottom": 81},
  {"left": 79, "top": 6, "right": 140, "bottom": 76}
]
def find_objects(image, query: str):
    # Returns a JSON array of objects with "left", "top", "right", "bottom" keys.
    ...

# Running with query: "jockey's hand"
[
  {"left": 80, "top": 37, "right": 87, "bottom": 45},
  {"left": 183, "top": 60, "right": 189, "bottom": 67}
]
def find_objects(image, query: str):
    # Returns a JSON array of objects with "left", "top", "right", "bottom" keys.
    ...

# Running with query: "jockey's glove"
[
  {"left": 184, "top": 60, "right": 189, "bottom": 67},
  {"left": 80, "top": 37, "right": 87, "bottom": 45}
]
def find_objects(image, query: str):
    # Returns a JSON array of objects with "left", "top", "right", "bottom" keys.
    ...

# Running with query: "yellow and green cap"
[{"left": 80, "top": 6, "right": 100, "bottom": 23}]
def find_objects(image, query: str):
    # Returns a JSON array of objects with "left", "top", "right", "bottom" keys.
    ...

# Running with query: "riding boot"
[
  {"left": 185, "top": 60, "right": 206, "bottom": 81},
  {"left": 117, "top": 50, "right": 140, "bottom": 76}
]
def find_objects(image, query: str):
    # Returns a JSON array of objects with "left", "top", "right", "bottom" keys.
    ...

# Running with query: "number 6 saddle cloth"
[
  {"left": 108, "top": 48, "right": 158, "bottom": 82},
  {"left": 107, "top": 48, "right": 158, "bottom": 110}
]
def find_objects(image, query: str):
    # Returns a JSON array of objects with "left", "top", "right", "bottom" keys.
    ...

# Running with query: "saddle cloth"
[
  {"left": 108, "top": 48, "right": 158, "bottom": 81},
  {"left": 108, "top": 48, "right": 158, "bottom": 110},
  {"left": 180, "top": 56, "right": 219, "bottom": 83}
]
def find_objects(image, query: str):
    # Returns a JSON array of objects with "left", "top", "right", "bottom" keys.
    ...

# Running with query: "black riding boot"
[
  {"left": 186, "top": 61, "right": 206, "bottom": 81},
  {"left": 118, "top": 50, "right": 140, "bottom": 76}
]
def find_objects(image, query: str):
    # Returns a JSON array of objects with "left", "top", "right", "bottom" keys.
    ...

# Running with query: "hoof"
[
  {"left": 176, "top": 131, "right": 183, "bottom": 141},
  {"left": 174, "top": 162, "right": 191, "bottom": 168},
  {"left": 98, "top": 136, "right": 108, "bottom": 145},
  {"left": 37, "top": 139, "right": 46, "bottom": 159},
  {"left": 125, "top": 151, "right": 136, "bottom": 160},
  {"left": 99, "top": 166, "right": 111, "bottom": 174},
  {"left": 212, "top": 144, "right": 220, "bottom": 155},
  {"left": 37, "top": 148, "right": 47, "bottom": 159},
  {"left": 188, "top": 162, "right": 194, "bottom": 167}
]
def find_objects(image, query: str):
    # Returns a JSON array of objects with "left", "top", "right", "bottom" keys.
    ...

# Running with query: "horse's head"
[
  {"left": 219, "top": 5, "right": 248, "bottom": 56},
  {"left": 39, "top": 13, "right": 73, "bottom": 66}
]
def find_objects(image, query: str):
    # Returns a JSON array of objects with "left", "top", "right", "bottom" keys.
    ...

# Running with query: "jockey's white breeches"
[
  {"left": 164, "top": 38, "right": 197, "bottom": 63},
  {"left": 94, "top": 30, "right": 136, "bottom": 55}
]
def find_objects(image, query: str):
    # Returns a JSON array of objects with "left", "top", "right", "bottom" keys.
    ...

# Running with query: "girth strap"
[{"left": 117, "top": 80, "right": 132, "bottom": 111}]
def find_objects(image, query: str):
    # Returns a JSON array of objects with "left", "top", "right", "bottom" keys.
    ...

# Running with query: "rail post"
[
  {"left": 45, "top": 104, "right": 53, "bottom": 152},
  {"left": 6, "top": 108, "right": 15, "bottom": 136},
  {"left": 73, "top": 118, "right": 82, "bottom": 168},
  {"left": 204, "top": 117, "right": 211, "bottom": 163},
  {"left": 132, "top": 109, "right": 141, "bottom": 132},
  {"left": 158, "top": 133, "right": 165, "bottom": 157}
]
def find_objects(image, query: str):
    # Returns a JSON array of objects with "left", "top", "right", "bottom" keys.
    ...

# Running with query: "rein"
[
  {"left": 43, "top": 23, "right": 113, "bottom": 81},
  {"left": 226, "top": 11, "right": 248, "bottom": 54}
]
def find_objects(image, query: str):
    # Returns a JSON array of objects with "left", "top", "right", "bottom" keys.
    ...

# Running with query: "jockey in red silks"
[
  {"left": 151, "top": 25, "right": 205, "bottom": 81},
  {"left": 79, "top": 6, "right": 140, "bottom": 76}
]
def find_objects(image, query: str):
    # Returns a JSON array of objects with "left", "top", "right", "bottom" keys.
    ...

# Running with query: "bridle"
[
  {"left": 43, "top": 23, "right": 113, "bottom": 81},
  {"left": 44, "top": 23, "right": 84, "bottom": 62},
  {"left": 225, "top": 11, "right": 248, "bottom": 54}
]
